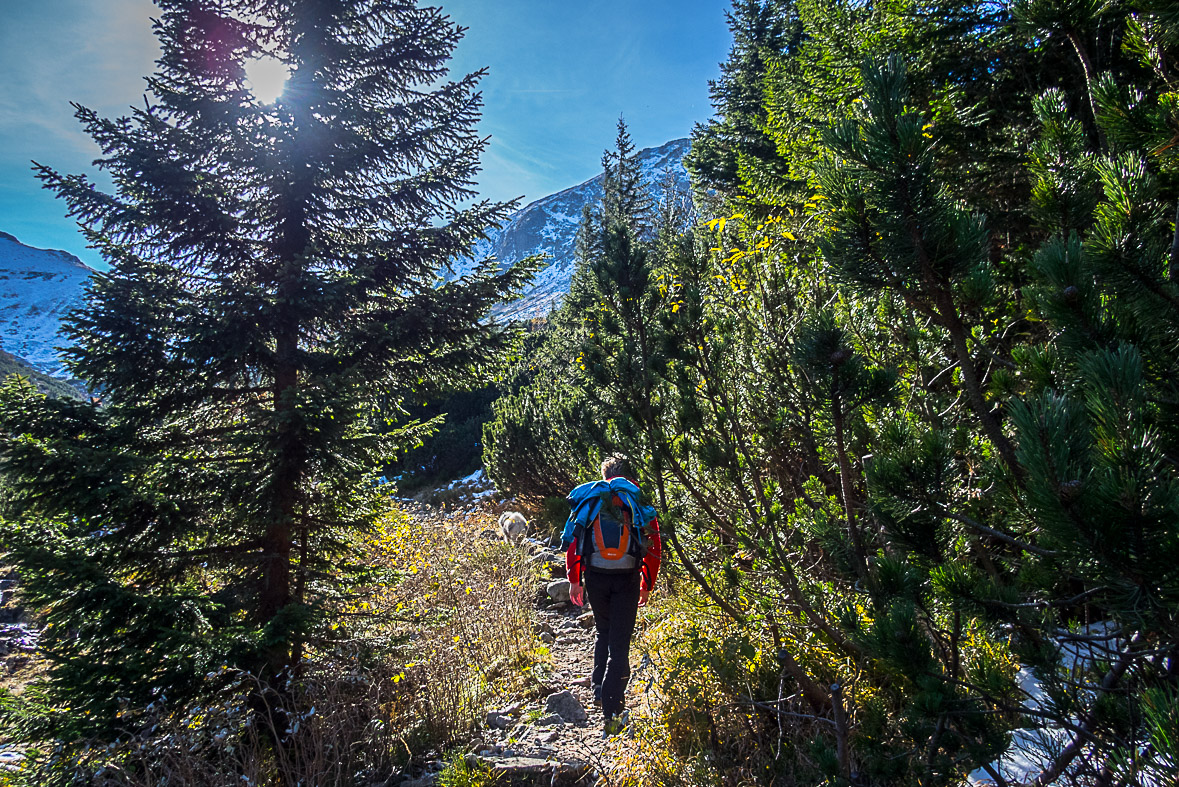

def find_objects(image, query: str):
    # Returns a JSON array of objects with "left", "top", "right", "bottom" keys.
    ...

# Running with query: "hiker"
[{"left": 562, "top": 454, "right": 661, "bottom": 733}]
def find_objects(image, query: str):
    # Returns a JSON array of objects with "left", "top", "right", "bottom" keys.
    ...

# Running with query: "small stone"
[
  {"left": 545, "top": 579, "right": 571, "bottom": 604},
  {"left": 544, "top": 689, "right": 588, "bottom": 724},
  {"left": 486, "top": 712, "right": 511, "bottom": 730},
  {"left": 535, "top": 713, "right": 565, "bottom": 726},
  {"left": 540, "top": 729, "right": 559, "bottom": 743},
  {"left": 570, "top": 675, "right": 592, "bottom": 687},
  {"left": 576, "top": 611, "right": 595, "bottom": 629},
  {"left": 539, "top": 631, "right": 555, "bottom": 644}
]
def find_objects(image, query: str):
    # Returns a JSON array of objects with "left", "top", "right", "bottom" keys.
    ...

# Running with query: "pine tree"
[
  {"left": 601, "top": 117, "right": 653, "bottom": 235},
  {"left": 0, "top": 0, "right": 533, "bottom": 737},
  {"left": 576, "top": 117, "right": 653, "bottom": 262},
  {"left": 572, "top": 120, "right": 667, "bottom": 466},
  {"left": 685, "top": 0, "right": 800, "bottom": 202},
  {"left": 482, "top": 316, "right": 596, "bottom": 499},
  {"left": 1004, "top": 25, "right": 1179, "bottom": 776}
]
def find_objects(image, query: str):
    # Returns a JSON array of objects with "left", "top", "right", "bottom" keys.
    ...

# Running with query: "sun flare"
[{"left": 244, "top": 55, "right": 289, "bottom": 104}]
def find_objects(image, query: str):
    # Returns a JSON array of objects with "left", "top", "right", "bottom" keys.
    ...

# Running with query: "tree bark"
[
  {"left": 832, "top": 377, "right": 871, "bottom": 581},
  {"left": 934, "top": 289, "right": 1021, "bottom": 475}
]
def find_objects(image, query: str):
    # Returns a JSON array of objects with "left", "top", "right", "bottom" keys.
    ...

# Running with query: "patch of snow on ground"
[
  {"left": 968, "top": 622, "right": 1163, "bottom": 787},
  {"left": 0, "top": 748, "right": 25, "bottom": 772}
]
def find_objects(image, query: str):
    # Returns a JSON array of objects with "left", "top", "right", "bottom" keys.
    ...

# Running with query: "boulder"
[
  {"left": 544, "top": 689, "right": 588, "bottom": 724},
  {"left": 485, "top": 756, "right": 590, "bottom": 786},
  {"left": 545, "top": 579, "right": 571, "bottom": 604},
  {"left": 486, "top": 711, "right": 511, "bottom": 730}
]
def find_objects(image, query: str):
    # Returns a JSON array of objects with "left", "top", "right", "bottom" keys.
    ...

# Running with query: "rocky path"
[
  {"left": 400, "top": 505, "right": 653, "bottom": 787},
  {"left": 462, "top": 544, "right": 640, "bottom": 786}
]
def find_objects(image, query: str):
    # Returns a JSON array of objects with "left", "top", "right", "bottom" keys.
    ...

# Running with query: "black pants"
[{"left": 585, "top": 569, "right": 640, "bottom": 718}]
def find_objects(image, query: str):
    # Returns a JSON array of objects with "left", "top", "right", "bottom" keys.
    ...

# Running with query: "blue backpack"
[{"left": 562, "top": 478, "right": 656, "bottom": 574}]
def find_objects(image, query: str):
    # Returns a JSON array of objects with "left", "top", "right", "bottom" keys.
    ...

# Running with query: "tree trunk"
[
  {"left": 1065, "top": 30, "right": 1108, "bottom": 150},
  {"left": 934, "top": 289, "right": 1021, "bottom": 474},
  {"left": 832, "top": 379, "right": 871, "bottom": 581}
]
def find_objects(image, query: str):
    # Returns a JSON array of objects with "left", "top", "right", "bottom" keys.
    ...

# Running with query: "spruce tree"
[
  {"left": 0, "top": 0, "right": 532, "bottom": 737},
  {"left": 571, "top": 119, "right": 667, "bottom": 468},
  {"left": 685, "top": 0, "right": 800, "bottom": 202}
]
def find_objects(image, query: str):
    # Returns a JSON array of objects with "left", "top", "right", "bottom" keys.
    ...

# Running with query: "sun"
[{"left": 244, "top": 55, "right": 289, "bottom": 105}]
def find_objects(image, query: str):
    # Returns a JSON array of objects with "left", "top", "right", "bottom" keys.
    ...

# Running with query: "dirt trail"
[{"left": 419, "top": 500, "right": 652, "bottom": 786}]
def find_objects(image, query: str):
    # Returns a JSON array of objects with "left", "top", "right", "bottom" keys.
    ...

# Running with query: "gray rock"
[
  {"left": 539, "top": 631, "right": 555, "bottom": 644},
  {"left": 545, "top": 579, "right": 571, "bottom": 603},
  {"left": 483, "top": 756, "right": 591, "bottom": 786},
  {"left": 544, "top": 689, "right": 588, "bottom": 724},
  {"left": 576, "top": 611, "right": 595, "bottom": 629},
  {"left": 486, "top": 711, "right": 512, "bottom": 729},
  {"left": 535, "top": 713, "right": 565, "bottom": 726}
]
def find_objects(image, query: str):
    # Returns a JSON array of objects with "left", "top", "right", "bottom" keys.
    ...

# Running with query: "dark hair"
[{"left": 600, "top": 454, "right": 636, "bottom": 481}]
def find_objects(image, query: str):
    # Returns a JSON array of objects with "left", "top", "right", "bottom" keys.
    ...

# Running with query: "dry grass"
[
  {"left": 24, "top": 661, "right": 410, "bottom": 787},
  {"left": 371, "top": 505, "right": 541, "bottom": 746}
]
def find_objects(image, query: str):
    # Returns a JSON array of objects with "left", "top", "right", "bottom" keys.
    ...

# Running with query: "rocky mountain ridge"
[{"left": 466, "top": 137, "right": 691, "bottom": 321}]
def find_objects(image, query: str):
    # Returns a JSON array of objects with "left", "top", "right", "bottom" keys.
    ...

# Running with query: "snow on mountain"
[
  {"left": 463, "top": 137, "right": 692, "bottom": 321},
  {"left": 0, "top": 232, "right": 94, "bottom": 379},
  {"left": 0, "top": 138, "right": 690, "bottom": 378}
]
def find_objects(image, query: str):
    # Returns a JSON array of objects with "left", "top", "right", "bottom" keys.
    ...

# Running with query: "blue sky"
[{"left": 0, "top": 1, "right": 732, "bottom": 269}]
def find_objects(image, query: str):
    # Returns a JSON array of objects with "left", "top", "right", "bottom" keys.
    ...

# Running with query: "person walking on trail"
[{"left": 561, "top": 454, "right": 661, "bottom": 734}]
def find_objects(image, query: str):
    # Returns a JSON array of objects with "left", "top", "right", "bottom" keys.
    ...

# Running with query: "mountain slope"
[
  {"left": 0, "top": 232, "right": 94, "bottom": 379},
  {"left": 0, "top": 348, "right": 84, "bottom": 399},
  {"left": 0, "top": 138, "right": 691, "bottom": 375},
  {"left": 466, "top": 137, "right": 692, "bottom": 320}
]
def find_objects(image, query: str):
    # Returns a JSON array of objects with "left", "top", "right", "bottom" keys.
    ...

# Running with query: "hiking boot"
[
  {"left": 603, "top": 711, "right": 628, "bottom": 737},
  {"left": 592, "top": 683, "right": 602, "bottom": 708}
]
